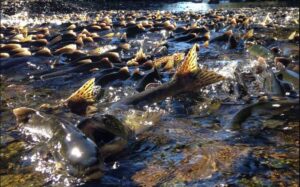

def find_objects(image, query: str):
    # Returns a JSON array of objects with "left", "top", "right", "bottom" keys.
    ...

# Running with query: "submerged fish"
[
  {"left": 230, "top": 98, "right": 299, "bottom": 130},
  {"left": 247, "top": 44, "right": 274, "bottom": 59},
  {"left": 278, "top": 69, "right": 299, "bottom": 91},
  {"left": 95, "top": 66, "right": 130, "bottom": 87}
]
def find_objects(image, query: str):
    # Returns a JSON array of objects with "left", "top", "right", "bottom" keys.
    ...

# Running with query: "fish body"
[
  {"left": 126, "top": 24, "right": 146, "bottom": 38},
  {"left": 114, "top": 44, "right": 224, "bottom": 107},
  {"left": 187, "top": 35, "right": 209, "bottom": 43},
  {"left": 40, "top": 62, "right": 111, "bottom": 80},
  {"left": 184, "top": 27, "right": 209, "bottom": 35},
  {"left": 95, "top": 67, "right": 130, "bottom": 87},
  {"left": 136, "top": 68, "right": 161, "bottom": 92},
  {"left": 279, "top": 69, "right": 299, "bottom": 91},
  {"left": 71, "top": 52, "right": 121, "bottom": 64},
  {"left": 210, "top": 30, "right": 232, "bottom": 43},
  {"left": 172, "top": 33, "right": 197, "bottom": 42},
  {"left": 227, "top": 35, "right": 238, "bottom": 49}
]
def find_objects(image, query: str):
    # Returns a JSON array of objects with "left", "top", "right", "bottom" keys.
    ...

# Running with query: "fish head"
[
  {"left": 101, "top": 114, "right": 132, "bottom": 138},
  {"left": 60, "top": 129, "right": 104, "bottom": 181},
  {"left": 13, "top": 107, "right": 104, "bottom": 181},
  {"left": 78, "top": 114, "right": 132, "bottom": 158},
  {"left": 78, "top": 114, "right": 132, "bottom": 144}
]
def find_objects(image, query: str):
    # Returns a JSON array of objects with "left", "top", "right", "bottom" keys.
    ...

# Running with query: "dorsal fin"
[
  {"left": 173, "top": 44, "right": 224, "bottom": 90},
  {"left": 135, "top": 48, "right": 147, "bottom": 62},
  {"left": 175, "top": 44, "right": 199, "bottom": 76},
  {"left": 66, "top": 78, "right": 96, "bottom": 103},
  {"left": 203, "top": 41, "right": 209, "bottom": 48}
]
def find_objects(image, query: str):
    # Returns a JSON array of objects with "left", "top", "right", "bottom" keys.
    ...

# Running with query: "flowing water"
[{"left": 0, "top": 1, "right": 299, "bottom": 186}]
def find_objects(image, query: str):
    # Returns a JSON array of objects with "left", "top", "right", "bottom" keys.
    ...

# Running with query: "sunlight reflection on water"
[
  {"left": 159, "top": 1, "right": 295, "bottom": 12},
  {"left": 162, "top": 2, "right": 213, "bottom": 12}
]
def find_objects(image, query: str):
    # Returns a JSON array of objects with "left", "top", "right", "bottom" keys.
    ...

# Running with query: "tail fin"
[
  {"left": 173, "top": 44, "right": 225, "bottom": 90},
  {"left": 13, "top": 107, "right": 36, "bottom": 123},
  {"left": 65, "top": 78, "right": 96, "bottom": 105}
]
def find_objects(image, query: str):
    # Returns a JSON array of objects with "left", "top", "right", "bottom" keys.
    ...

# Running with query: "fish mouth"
[
  {"left": 83, "top": 164, "right": 104, "bottom": 181},
  {"left": 67, "top": 162, "right": 104, "bottom": 181}
]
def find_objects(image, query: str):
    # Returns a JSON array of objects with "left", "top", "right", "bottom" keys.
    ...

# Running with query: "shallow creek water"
[{"left": 0, "top": 2, "right": 299, "bottom": 187}]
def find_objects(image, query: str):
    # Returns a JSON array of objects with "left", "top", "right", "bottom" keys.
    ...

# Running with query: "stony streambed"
[{"left": 0, "top": 5, "right": 299, "bottom": 187}]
